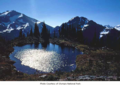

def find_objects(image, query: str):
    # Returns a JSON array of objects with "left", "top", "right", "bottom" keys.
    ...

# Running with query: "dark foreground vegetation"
[{"left": 0, "top": 23, "right": 120, "bottom": 81}]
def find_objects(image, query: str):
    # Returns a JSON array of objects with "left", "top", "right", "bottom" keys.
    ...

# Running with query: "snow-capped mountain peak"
[
  {"left": 100, "top": 24, "right": 120, "bottom": 38},
  {"left": 0, "top": 11, "right": 10, "bottom": 16},
  {"left": 104, "top": 25, "right": 113, "bottom": 29},
  {"left": 66, "top": 16, "right": 90, "bottom": 30},
  {"left": 115, "top": 24, "right": 120, "bottom": 31},
  {"left": 100, "top": 25, "right": 112, "bottom": 38},
  {"left": 0, "top": 10, "right": 36, "bottom": 32},
  {"left": 68, "top": 16, "right": 89, "bottom": 24},
  {"left": 0, "top": 10, "right": 54, "bottom": 40}
]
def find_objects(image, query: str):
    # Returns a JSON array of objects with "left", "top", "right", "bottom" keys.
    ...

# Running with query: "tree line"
[
  {"left": 19, "top": 22, "right": 50, "bottom": 42},
  {"left": 58, "top": 23, "right": 101, "bottom": 47},
  {"left": 18, "top": 22, "right": 104, "bottom": 48},
  {"left": 58, "top": 23, "right": 84, "bottom": 44},
  {"left": 49, "top": 23, "right": 85, "bottom": 44},
  {"left": 59, "top": 24, "right": 96, "bottom": 45}
]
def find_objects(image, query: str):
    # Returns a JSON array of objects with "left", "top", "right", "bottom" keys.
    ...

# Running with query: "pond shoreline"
[
  {"left": 0, "top": 37, "right": 120, "bottom": 80},
  {"left": 0, "top": 37, "right": 82, "bottom": 80},
  {"left": 9, "top": 42, "right": 81, "bottom": 74}
]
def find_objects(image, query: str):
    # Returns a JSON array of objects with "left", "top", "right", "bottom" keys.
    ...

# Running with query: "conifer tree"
[
  {"left": 66, "top": 26, "right": 69, "bottom": 38},
  {"left": 19, "top": 29, "right": 23, "bottom": 38},
  {"left": 27, "top": 32, "right": 29, "bottom": 37},
  {"left": 34, "top": 23, "right": 40, "bottom": 38},
  {"left": 71, "top": 26, "right": 76, "bottom": 38},
  {"left": 79, "top": 29, "right": 84, "bottom": 43},
  {"left": 67, "top": 25, "right": 71, "bottom": 38},
  {"left": 99, "top": 37, "right": 104, "bottom": 47},
  {"left": 69, "top": 25, "right": 72, "bottom": 36},
  {"left": 58, "top": 27, "right": 61, "bottom": 38},
  {"left": 117, "top": 37, "right": 120, "bottom": 50},
  {"left": 48, "top": 29, "right": 50, "bottom": 38},
  {"left": 77, "top": 27, "right": 84, "bottom": 44},
  {"left": 106, "top": 34, "right": 110, "bottom": 47},
  {"left": 41, "top": 22, "right": 49, "bottom": 42},
  {"left": 30, "top": 28, "right": 33, "bottom": 36},
  {"left": 22, "top": 33, "right": 25, "bottom": 38},
  {"left": 53, "top": 30, "right": 56, "bottom": 38},
  {"left": 61, "top": 24, "right": 65, "bottom": 37},
  {"left": 91, "top": 28, "right": 98, "bottom": 47}
]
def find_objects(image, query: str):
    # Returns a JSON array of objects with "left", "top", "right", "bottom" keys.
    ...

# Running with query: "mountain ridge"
[
  {"left": 0, "top": 10, "right": 54, "bottom": 40},
  {"left": 0, "top": 10, "right": 120, "bottom": 41}
]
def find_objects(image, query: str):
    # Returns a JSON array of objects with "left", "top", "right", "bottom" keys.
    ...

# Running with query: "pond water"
[{"left": 9, "top": 43, "right": 82, "bottom": 74}]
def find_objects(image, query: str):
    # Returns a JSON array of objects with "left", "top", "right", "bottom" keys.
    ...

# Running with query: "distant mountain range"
[{"left": 0, "top": 10, "right": 120, "bottom": 43}]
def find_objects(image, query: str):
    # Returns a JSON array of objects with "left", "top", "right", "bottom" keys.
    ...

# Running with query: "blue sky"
[{"left": 0, "top": 0, "right": 120, "bottom": 27}]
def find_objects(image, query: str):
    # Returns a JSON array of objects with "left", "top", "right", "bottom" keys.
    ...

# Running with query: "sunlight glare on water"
[{"left": 14, "top": 49, "right": 64, "bottom": 72}]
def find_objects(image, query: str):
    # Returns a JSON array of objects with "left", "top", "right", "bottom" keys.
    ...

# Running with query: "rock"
[
  {"left": 2, "top": 56, "right": 6, "bottom": 58},
  {"left": 113, "top": 76, "right": 117, "bottom": 80},
  {"left": 39, "top": 74, "right": 47, "bottom": 78},
  {"left": 14, "top": 68, "right": 17, "bottom": 71},
  {"left": 7, "top": 60, "right": 16, "bottom": 64},
  {"left": 67, "top": 77, "right": 74, "bottom": 80},
  {"left": 17, "top": 71, "right": 24, "bottom": 75}
]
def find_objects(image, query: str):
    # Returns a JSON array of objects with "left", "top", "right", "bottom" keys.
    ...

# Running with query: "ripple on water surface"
[
  {"left": 9, "top": 43, "right": 82, "bottom": 74},
  {"left": 14, "top": 49, "right": 64, "bottom": 72}
]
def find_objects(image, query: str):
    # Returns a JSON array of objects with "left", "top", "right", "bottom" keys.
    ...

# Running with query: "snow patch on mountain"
[
  {"left": 7, "top": 24, "right": 11, "bottom": 29},
  {"left": 100, "top": 30, "right": 109, "bottom": 35},
  {"left": 99, "top": 25, "right": 114, "bottom": 38},
  {"left": 115, "top": 25, "right": 120, "bottom": 31},
  {"left": 0, "top": 11, "right": 10, "bottom": 16},
  {"left": 83, "top": 24, "right": 89, "bottom": 27},
  {"left": 0, "top": 10, "right": 54, "bottom": 40},
  {"left": 100, "top": 30, "right": 109, "bottom": 38},
  {"left": 1, "top": 28, "right": 14, "bottom": 33},
  {"left": 16, "top": 26, "right": 22, "bottom": 30},
  {"left": 99, "top": 24, "right": 120, "bottom": 38},
  {"left": 55, "top": 16, "right": 90, "bottom": 33},
  {"left": 19, "top": 14, "right": 23, "bottom": 18},
  {"left": 24, "top": 23, "right": 29, "bottom": 29},
  {"left": 104, "top": 25, "right": 113, "bottom": 29},
  {"left": 36, "top": 21, "right": 41, "bottom": 24},
  {"left": 100, "top": 35, "right": 103, "bottom": 38},
  {"left": 82, "top": 24, "right": 89, "bottom": 30}
]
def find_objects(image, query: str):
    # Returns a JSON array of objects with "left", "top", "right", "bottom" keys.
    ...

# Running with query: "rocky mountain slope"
[{"left": 0, "top": 10, "right": 54, "bottom": 40}]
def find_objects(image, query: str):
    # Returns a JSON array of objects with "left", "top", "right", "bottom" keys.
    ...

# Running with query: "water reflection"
[
  {"left": 9, "top": 43, "right": 82, "bottom": 74},
  {"left": 41, "top": 42, "right": 49, "bottom": 49},
  {"left": 60, "top": 45, "right": 65, "bottom": 52},
  {"left": 34, "top": 43, "right": 39, "bottom": 48}
]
